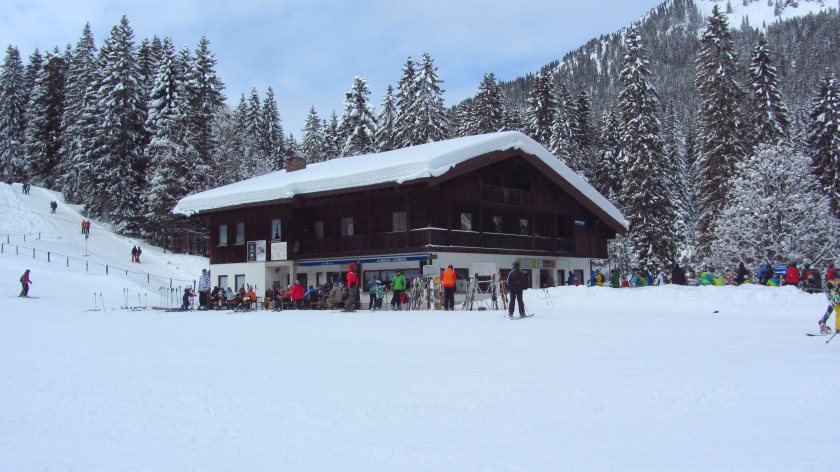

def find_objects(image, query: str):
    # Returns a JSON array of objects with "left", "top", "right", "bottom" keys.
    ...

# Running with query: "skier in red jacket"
[
  {"left": 784, "top": 263, "right": 800, "bottom": 287},
  {"left": 343, "top": 263, "right": 359, "bottom": 312}
]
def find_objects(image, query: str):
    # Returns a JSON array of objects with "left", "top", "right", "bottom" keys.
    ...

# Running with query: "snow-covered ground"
[{"left": 1, "top": 183, "right": 837, "bottom": 471}]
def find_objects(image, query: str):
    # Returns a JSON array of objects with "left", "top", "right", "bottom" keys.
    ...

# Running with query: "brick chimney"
[{"left": 284, "top": 150, "right": 307, "bottom": 172}]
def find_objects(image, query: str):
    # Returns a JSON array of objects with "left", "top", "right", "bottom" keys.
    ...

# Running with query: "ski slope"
[{"left": 1, "top": 182, "right": 837, "bottom": 471}]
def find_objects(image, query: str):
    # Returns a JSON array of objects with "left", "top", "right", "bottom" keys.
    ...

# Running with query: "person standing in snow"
[
  {"left": 671, "top": 264, "right": 685, "bottom": 285},
  {"left": 131, "top": 246, "right": 138, "bottom": 263},
  {"left": 734, "top": 262, "right": 751, "bottom": 285},
  {"left": 197, "top": 269, "right": 211, "bottom": 310},
  {"left": 506, "top": 261, "right": 528, "bottom": 319},
  {"left": 784, "top": 262, "right": 800, "bottom": 287},
  {"left": 343, "top": 263, "right": 359, "bottom": 312},
  {"left": 136, "top": 246, "right": 142, "bottom": 263},
  {"left": 19, "top": 269, "right": 33, "bottom": 297},
  {"left": 390, "top": 269, "right": 407, "bottom": 310},
  {"left": 441, "top": 265, "right": 457, "bottom": 311},
  {"left": 49, "top": 200, "right": 57, "bottom": 213}
]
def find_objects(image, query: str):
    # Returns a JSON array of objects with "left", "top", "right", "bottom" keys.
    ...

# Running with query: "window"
[
  {"left": 460, "top": 213, "right": 472, "bottom": 231},
  {"left": 235, "top": 222, "right": 245, "bottom": 244},
  {"left": 271, "top": 219, "right": 281, "bottom": 240},
  {"left": 392, "top": 211, "right": 407, "bottom": 232},
  {"left": 492, "top": 215, "right": 503, "bottom": 233},
  {"left": 315, "top": 220, "right": 324, "bottom": 240},
  {"left": 519, "top": 218, "right": 529, "bottom": 235},
  {"left": 341, "top": 217, "right": 354, "bottom": 237},
  {"left": 218, "top": 224, "right": 228, "bottom": 246},
  {"left": 218, "top": 275, "right": 228, "bottom": 289},
  {"left": 235, "top": 274, "right": 245, "bottom": 290}
]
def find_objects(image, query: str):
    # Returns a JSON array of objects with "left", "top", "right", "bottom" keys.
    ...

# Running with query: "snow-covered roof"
[{"left": 174, "top": 131, "right": 628, "bottom": 231}]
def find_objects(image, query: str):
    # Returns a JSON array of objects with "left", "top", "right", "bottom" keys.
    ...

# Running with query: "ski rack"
[{"left": 462, "top": 263, "right": 499, "bottom": 311}]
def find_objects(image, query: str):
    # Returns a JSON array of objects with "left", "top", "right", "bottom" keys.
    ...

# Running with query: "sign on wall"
[
  {"left": 270, "top": 241, "right": 287, "bottom": 261},
  {"left": 247, "top": 240, "right": 267, "bottom": 262}
]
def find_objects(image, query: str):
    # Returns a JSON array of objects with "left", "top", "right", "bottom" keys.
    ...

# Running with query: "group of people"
[
  {"left": 49, "top": 201, "right": 57, "bottom": 213},
  {"left": 130, "top": 246, "right": 142, "bottom": 263},
  {"left": 80, "top": 219, "right": 91, "bottom": 236}
]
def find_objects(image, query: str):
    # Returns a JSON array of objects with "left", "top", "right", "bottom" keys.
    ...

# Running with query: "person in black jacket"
[
  {"left": 506, "top": 261, "right": 528, "bottom": 319},
  {"left": 671, "top": 264, "right": 686, "bottom": 285},
  {"left": 734, "top": 262, "right": 751, "bottom": 285}
]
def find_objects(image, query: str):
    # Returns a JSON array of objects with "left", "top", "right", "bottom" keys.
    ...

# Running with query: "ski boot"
[{"left": 819, "top": 320, "right": 832, "bottom": 334}]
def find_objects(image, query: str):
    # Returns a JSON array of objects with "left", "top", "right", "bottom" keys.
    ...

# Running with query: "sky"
[{"left": 0, "top": 0, "right": 665, "bottom": 136}]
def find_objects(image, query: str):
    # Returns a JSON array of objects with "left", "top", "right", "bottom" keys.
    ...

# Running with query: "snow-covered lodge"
[{"left": 174, "top": 131, "right": 627, "bottom": 295}]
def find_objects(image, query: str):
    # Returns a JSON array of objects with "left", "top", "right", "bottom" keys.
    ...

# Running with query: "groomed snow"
[
  {"left": 2, "top": 183, "right": 837, "bottom": 471},
  {"left": 173, "top": 131, "right": 629, "bottom": 230}
]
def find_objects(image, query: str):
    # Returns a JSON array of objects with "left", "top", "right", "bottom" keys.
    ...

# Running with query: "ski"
[
  {"left": 806, "top": 333, "right": 830, "bottom": 337},
  {"left": 510, "top": 314, "right": 535, "bottom": 320}
]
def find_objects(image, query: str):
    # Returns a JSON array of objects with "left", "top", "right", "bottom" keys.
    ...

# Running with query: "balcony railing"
[
  {"left": 482, "top": 184, "right": 532, "bottom": 206},
  {"left": 297, "top": 229, "right": 575, "bottom": 257}
]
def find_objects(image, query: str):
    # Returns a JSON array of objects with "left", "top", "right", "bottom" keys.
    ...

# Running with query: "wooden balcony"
[
  {"left": 295, "top": 228, "right": 576, "bottom": 259},
  {"left": 482, "top": 183, "right": 532, "bottom": 206}
]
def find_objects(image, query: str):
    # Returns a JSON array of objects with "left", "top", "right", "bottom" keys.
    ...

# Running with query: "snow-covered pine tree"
[
  {"left": 339, "top": 76, "right": 377, "bottom": 156},
  {"left": 807, "top": 72, "right": 840, "bottom": 218},
  {"left": 22, "top": 49, "right": 43, "bottom": 114},
  {"left": 286, "top": 133, "right": 300, "bottom": 152},
  {"left": 87, "top": 16, "right": 146, "bottom": 233},
  {"left": 404, "top": 52, "right": 449, "bottom": 145},
  {"left": 616, "top": 26, "right": 676, "bottom": 272},
  {"left": 375, "top": 85, "right": 399, "bottom": 152},
  {"left": 142, "top": 39, "right": 197, "bottom": 248},
  {"left": 661, "top": 102, "right": 691, "bottom": 262},
  {"left": 525, "top": 70, "right": 557, "bottom": 149},
  {"left": 694, "top": 5, "right": 743, "bottom": 262},
  {"left": 711, "top": 143, "right": 840, "bottom": 268},
  {"left": 301, "top": 106, "right": 324, "bottom": 162},
  {"left": 259, "top": 86, "right": 284, "bottom": 170},
  {"left": 746, "top": 32, "right": 789, "bottom": 150},
  {"left": 23, "top": 48, "right": 66, "bottom": 187},
  {"left": 209, "top": 105, "right": 240, "bottom": 186},
  {"left": 592, "top": 108, "right": 621, "bottom": 199},
  {"left": 549, "top": 82, "right": 575, "bottom": 166},
  {"left": 472, "top": 73, "right": 506, "bottom": 134},
  {"left": 394, "top": 56, "right": 418, "bottom": 148},
  {"left": 0, "top": 46, "right": 26, "bottom": 178},
  {"left": 56, "top": 24, "right": 97, "bottom": 202},
  {"left": 453, "top": 102, "right": 476, "bottom": 137},
  {"left": 185, "top": 36, "right": 225, "bottom": 190},
  {"left": 322, "top": 111, "right": 341, "bottom": 159}
]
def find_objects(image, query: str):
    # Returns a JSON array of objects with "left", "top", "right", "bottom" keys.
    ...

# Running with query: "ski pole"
[
  {"left": 827, "top": 332, "right": 838, "bottom": 345},
  {"left": 94, "top": 292, "right": 98, "bottom": 311},
  {"left": 100, "top": 293, "right": 106, "bottom": 311}
]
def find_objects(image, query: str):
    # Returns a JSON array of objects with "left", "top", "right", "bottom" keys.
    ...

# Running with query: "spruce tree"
[
  {"left": 88, "top": 16, "right": 146, "bottom": 232},
  {"left": 593, "top": 108, "right": 620, "bottom": 199},
  {"left": 616, "top": 27, "right": 675, "bottom": 272},
  {"left": 0, "top": 46, "right": 26, "bottom": 178},
  {"left": 322, "top": 111, "right": 341, "bottom": 159},
  {"left": 301, "top": 106, "right": 324, "bottom": 162},
  {"left": 404, "top": 52, "right": 449, "bottom": 145},
  {"left": 375, "top": 85, "right": 399, "bottom": 151},
  {"left": 807, "top": 72, "right": 840, "bottom": 217},
  {"left": 746, "top": 32, "right": 789, "bottom": 149},
  {"left": 57, "top": 24, "right": 97, "bottom": 201},
  {"left": 394, "top": 56, "right": 417, "bottom": 148},
  {"left": 339, "top": 76, "right": 377, "bottom": 156},
  {"left": 525, "top": 71, "right": 557, "bottom": 149},
  {"left": 549, "top": 82, "right": 575, "bottom": 166},
  {"left": 259, "top": 86, "right": 284, "bottom": 170},
  {"left": 22, "top": 49, "right": 43, "bottom": 110},
  {"left": 143, "top": 40, "right": 196, "bottom": 247},
  {"left": 472, "top": 73, "right": 506, "bottom": 134},
  {"left": 185, "top": 36, "right": 225, "bottom": 186},
  {"left": 23, "top": 49, "right": 66, "bottom": 187},
  {"left": 694, "top": 5, "right": 743, "bottom": 262}
]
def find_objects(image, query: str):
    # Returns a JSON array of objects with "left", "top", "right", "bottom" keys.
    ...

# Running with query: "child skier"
[
  {"left": 818, "top": 279, "right": 840, "bottom": 334},
  {"left": 19, "top": 269, "right": 33, "bottom": 297}
]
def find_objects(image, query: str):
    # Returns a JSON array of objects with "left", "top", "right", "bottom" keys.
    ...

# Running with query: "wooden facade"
[{"left": 204, "top": 150, "right": 622, "bottom": 265}]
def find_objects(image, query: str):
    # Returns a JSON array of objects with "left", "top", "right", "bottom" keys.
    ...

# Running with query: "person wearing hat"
[
  {"left": 390, "top": 269, "right": 407, "bottom": 310},
  {"left": 197, "top": 269, "right": 211, "bottom": 310},
  {"left": 19, "top": 269, "right": 33, "bottom": 297},
  {"left": 506, "top": 261, "right": 528, "bottom": 319}
]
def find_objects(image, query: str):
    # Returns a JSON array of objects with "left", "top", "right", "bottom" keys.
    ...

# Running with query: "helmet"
[{"left": 512, "top": 261, "right": 520, "bottom": 269}]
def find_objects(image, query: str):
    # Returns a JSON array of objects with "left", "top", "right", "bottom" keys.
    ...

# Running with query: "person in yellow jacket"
[
  {"left": 818, "top": 279, "right": 840, "bottom": 334},
  {"left": 441, "top": 265, "right": 457, "bottom": 311}
]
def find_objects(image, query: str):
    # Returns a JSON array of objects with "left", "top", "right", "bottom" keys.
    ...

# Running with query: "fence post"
[
  {"left": 67, "top": 256, "right": 69, "bottom": 268},
  {"left": 47, "top": 252, "right": 50, "bottom": 263},
  {"left": 86, "top": 261, "right": 88, "bottom": 272},
  {"left": 33, "top": 248, "right": 35, "bottom": 259},
  {"left": 23, "top": 234, "right": 26, "bottom": 242},
  {"left": 38, "top": 233, "right": 41, "bottom": 240},
  {"left": 106, "top": 265, "right": 109, "bottom": 275},
  {"left": 16, "top": 246, "right": 19, "bottom": 255},
  {"left": 147, "top": 273, "right": 150, "bottom": 283}
]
